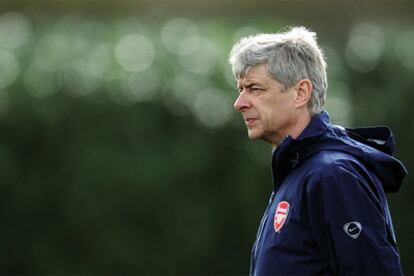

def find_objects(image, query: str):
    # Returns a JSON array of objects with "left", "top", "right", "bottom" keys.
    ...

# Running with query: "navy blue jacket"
[{"left": 250, "top": 111, "right": 407, "bottom": 275}]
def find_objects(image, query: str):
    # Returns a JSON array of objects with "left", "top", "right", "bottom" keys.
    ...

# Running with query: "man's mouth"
[{"left": 245, "top": 118, "right": 257, "bottom": 125}]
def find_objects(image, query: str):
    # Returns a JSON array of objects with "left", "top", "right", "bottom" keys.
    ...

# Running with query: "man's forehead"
[
  {"left": 237, "top": 64, "right": 271, "bottom": 86},
  {"left": 237, "top": 78, "right": 257, "bottom": 87}
]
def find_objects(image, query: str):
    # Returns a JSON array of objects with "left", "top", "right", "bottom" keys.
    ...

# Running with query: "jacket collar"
[
  {"left": 295, "top": 111, "right": 330, "bottom": 141},
  {"left": 273, "top": 111, "right": 330, "bottom": 161},
  {"left": 271, "top": 111, "right": 330, "bottom": 185}
]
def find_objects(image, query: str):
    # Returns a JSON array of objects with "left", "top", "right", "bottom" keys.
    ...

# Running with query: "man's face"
[{"left": 234, "top": 64, "right": 298, "bottom": 145}]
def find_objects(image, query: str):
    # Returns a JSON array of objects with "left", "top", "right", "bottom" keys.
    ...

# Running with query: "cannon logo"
[{"left": 274, "top": 201, "right": 290, "bottom": 233}]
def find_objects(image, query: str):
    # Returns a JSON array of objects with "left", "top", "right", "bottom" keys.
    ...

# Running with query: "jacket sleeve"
[{"left": 306, "top": 164, "right": 402, "bottom": 275}]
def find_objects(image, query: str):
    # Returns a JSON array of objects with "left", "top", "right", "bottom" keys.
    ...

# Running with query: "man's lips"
[{"left": 244, "top": 117, "right": 257, "bottom": 125}]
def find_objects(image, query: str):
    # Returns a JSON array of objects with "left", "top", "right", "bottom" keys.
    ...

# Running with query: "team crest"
[{"left": 274, "top": 201, "right": 290, "bottom": 233}]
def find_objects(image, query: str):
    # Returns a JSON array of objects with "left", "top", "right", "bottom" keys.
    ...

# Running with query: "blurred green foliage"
[{"left": 0, "top": 2, "right": 413, "bottom": 274}]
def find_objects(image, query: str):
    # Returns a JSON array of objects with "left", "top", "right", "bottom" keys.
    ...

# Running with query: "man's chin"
[{"left": 247, "top": 130, "right": 262, "bottom": 141}]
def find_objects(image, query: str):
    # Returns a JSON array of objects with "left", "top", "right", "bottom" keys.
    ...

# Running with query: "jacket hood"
[{"left": 273, "top": 111, "right": 407, "bottom": 193}]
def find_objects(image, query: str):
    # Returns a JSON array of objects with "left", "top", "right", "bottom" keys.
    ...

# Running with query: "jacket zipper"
[{"left": 250, "top": 191, "right": 275, "bottom": 276}]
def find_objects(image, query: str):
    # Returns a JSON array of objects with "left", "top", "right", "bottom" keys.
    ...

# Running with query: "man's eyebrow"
[{"left": 238, "top": 81, "right": 262, "bottom": 88}]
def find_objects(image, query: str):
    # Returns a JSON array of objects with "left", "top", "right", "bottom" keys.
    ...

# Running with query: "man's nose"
[{"left": 234, "top": 92, "right": 249, "bottom": 112}]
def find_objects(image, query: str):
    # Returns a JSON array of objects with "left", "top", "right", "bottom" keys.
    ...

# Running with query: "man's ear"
[{"left": 294, "top": 79, "right": 312, "bottom": 109}]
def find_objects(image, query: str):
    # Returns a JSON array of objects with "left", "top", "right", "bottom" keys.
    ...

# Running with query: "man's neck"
[
  {"left": 271, "top": 111, "right": 312, "bottom": 149},
  {"left": 289, "top": 112, "right": 312, "bottom": 140}
]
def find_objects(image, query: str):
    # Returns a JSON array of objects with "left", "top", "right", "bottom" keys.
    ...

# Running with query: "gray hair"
[{"left": 228, "top": 26, "right": 327, "bottom": 115}]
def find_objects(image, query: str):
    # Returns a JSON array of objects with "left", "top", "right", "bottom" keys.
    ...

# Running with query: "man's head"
[{"left": 229, "top": 26, "right": 327, "bottom": 145}]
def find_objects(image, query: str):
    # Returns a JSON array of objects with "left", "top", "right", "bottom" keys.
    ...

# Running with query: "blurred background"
[{"left": 0, "top": 0, "right": 413, "bottom": 274}]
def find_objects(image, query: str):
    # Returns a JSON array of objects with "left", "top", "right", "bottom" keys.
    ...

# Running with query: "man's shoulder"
[
  {"left": 304, "top": 149, "right": 364, "bottom": 178},
  {"left": 299, "top": 150, "right": 376, "bottom": 197}
]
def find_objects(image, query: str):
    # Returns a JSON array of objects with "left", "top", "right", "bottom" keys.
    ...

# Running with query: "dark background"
[{"left": 0, "top": 0, "right": 412, "bottom": 274}]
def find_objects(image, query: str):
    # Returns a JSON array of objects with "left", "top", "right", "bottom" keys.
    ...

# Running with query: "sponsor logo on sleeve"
[{"left": 343, "top": 221, "right": 362, "bottom": 239}]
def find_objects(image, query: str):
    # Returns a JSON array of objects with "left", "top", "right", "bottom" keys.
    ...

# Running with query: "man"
[{"left": 229, "top": 26, "right": 407, "bottom": 275}]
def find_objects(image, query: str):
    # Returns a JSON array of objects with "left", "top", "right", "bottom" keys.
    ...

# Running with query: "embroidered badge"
[
  {"left": 343, "top": 221, "right": 362, "bottom": 239},
  {"left": 274, "top": 201, "right": 290, "bottom": 233}
]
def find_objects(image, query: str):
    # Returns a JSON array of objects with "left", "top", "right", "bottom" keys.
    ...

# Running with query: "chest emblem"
[{"left": 274, "top": 201, "right": 290, "bottom": 233}]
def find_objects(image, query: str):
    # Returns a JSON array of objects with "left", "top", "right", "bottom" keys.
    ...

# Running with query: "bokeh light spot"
[
  {"left": 179, "top": 37, "right": 218, "bottom": 75},
  {"left": 0, "top": 12, "right": 33, "bottom": 50},
  {"left": 345, "top": 23, "right": 385, "bottom": 73},
  {"left": 0, "top": 50, "right": 20, "bottom": 88},
  {"left": 161, "top": 73, "right": 206, "bottom": 116},
  {"left": 107, "top": 69, "right": 160, "bottom": 105},
  {"left": 395, "top": 29, "right": 414, "bottom": 72},
  {"left": 224, "top": 64, "right": 237, "bottom": 88},
  {"left": 161, "top": 18, "right": 199, "bottom": 55},
  {"left": 177, "top": 35, "right": 201, "bottom": 57},
  {"left": 170, "top": 73, "right": 208, "bottom": 109},
  {"left": 115, "top": 33, "right": 154, "bottom": 72},
  {"left": 62, "top": 61, "right": 100, "bottom": 97},
  {"left": 323, "top": 45, "right": 348, "bottom": 80},
  {"left": 125, "top": 69, "right": 160, "bottom": 102},
  {"left": 34, "top": 34, "right": 75, "bottom": 70},
  {"left": 84, "top": 43, "right": 112, "bottom": 79},
  {"left": 192, "top": 88, "right": 233, "bottom": 127},
  {"left": 23, "top": 64, "right": 59, "bottom": 98},
  {"left": 325, "top": 81, "right": 353, "bottom": 126}
]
